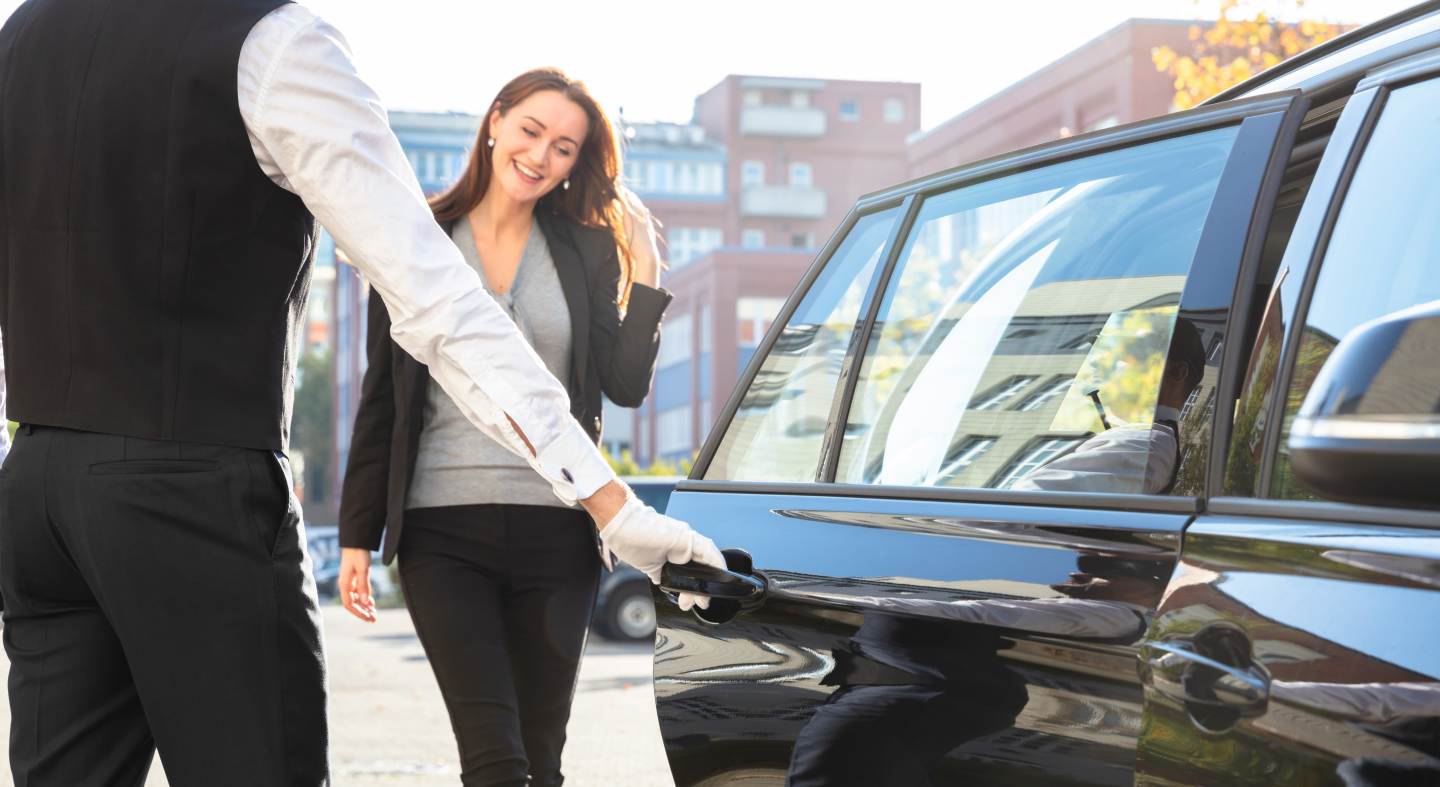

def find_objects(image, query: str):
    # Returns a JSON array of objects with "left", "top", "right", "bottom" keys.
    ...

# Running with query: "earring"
[
  {"left": 487, "top": 137, "right": 495, "bottom": 148},
  {"left": 563, "top": 179, "right": 570, "bottom": 191}
]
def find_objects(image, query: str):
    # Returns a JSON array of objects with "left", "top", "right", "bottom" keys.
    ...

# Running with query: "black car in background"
[
  {"left": 651, "top": 4, "right": 1440, "bottom": 785},
  {"left": 591, "top": 476, "right": 682, "bottom": 642}
]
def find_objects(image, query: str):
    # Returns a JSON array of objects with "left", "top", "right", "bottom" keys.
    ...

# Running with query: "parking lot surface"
[{"left": 0, "top": 605, "right": 675, "bottom": 786}]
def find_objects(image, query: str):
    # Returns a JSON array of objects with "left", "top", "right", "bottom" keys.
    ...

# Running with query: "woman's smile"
[{"left": 512, "top": 159, "right": 544, "bottom": 185}]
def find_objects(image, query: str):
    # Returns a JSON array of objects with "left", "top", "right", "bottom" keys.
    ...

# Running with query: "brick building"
[
  {"left": 626, "top": 75, "right": 921, "bottom": 464},
  {"left": 907, "top": 19, "right": 1196, "bottom": 177}
]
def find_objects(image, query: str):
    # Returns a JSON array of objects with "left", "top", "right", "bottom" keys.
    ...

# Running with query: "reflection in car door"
[
  {"left": 654, "top": 92, "right": 1309, "bottom": 786},
  {"left": 1136, "top": 64, "right": 1440, "bottom": 787}
]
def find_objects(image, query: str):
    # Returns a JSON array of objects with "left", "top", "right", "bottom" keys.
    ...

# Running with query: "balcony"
[
  {"left": 739, "top": 106, "right": 827, "bottom": 137},
  {"left": 740, "top": 185, "right": 827, "bottom": 219}
]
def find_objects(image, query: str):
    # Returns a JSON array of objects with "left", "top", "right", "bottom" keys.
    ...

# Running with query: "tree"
[
  {"left": 291, "top": 348, "right": 335, "bottom": 518},
  {"left": 1153, "top": 0, "right": 1345, "bottom": 110},
  {"left": 603, "top": 447, "right": 696, "bottom": 478}
]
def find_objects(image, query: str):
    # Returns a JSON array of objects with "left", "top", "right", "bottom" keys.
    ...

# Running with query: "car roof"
[{"left": 1211, "top": 1, "right": 1440, "bottom": 102}]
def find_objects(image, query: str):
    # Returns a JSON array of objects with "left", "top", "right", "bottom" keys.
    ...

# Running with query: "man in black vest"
[{"left": 0, "top": 1, "right": 722, "bottom": 784}]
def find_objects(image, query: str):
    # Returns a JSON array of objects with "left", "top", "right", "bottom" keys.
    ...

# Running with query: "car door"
[
  {"left": 1136, "top": 56, "right": 1440, "bottom": 786},
  {"left": 653, "top": 91, "right": 1309, "bottom": 786}
]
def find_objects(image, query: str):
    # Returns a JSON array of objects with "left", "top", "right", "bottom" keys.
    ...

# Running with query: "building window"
[
  {"left": 994, "top": 437, "right": 1086, "bottom": 489},
  {"left": 1013, "top": 376, "right": 1073, "bottom": 412},
  {"left": 971, "top": 376, "right": 1039, "bottom": 411},
  {"left": 1085, "top": 114, "right": 1120, "bottom": 132},
  {"left": 736, "top": 297, "right": 785, "bottom": 347},
  {"left": 744, "top": 89, "right": 764, "bottom": 107},
  {"left": 938, "top": 436, "right": 998, "bottom": 479},
  {"left": 883, "top": 98, "right": 906, "bottom": 124},
  {"left": 839, "top": 99, "right": 860, "bottom": 122},
  {"left": 657, "top": 406, "right": 694, "bottom": 458},
  {"left": 791, "top": 90, "right": 811, "bottom": 109},
  {"left": 742, "top": 229, "right": 765, "bottom": 249},
  {"left": 741, "top": 160, "right": 765, "bottom": 187},
  {"left": 789, "top": 162, "right": 813, "bottom": 188},
  {"left": 630, "top": 158, "right": 724, "bottom": 196},
  {"left": 667, "top": 227, "right": 724, "bottom": 266},
  {"left": 700, "top": 162, "right": 724, "bottom": 195},
  {"left": 656, "top": 312, "right": 693, "bottom": 369},
  {"left": 791, "top": 232, "right": 813, "bottom": 249},
  {"left": 676, "top": 162, "right": 695, "bottom": 193},
  {"left": 648, "top": 161, "right": 674, "bottom": 193}
]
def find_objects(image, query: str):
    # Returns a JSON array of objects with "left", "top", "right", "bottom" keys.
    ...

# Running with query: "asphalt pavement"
[{"left": 0, "top": 605, "right": 676, "bottom": 786}]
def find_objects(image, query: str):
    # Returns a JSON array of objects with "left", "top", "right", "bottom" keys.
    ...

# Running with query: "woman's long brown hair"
[{"left": 430, "top": 68, "right": 636, "bottom": 305}]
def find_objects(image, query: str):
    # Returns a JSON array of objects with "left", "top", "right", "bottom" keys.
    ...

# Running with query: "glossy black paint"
[
  {"left": 658, "top": 14, "right": 1440, "bottom": 787},
  {"left": 1135, "top": 514, "right": 1440, "bottom": 786},
  {"left": 655, "top": 490, "right": 1187, "bottom": 785},
  {"left": 1288, "top": 304, "right": 1440, "bottom": 509}
]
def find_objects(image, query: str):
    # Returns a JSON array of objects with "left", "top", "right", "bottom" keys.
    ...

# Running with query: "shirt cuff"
[
  {"left": 625, "top": 283, "right": 672, "bottom": 325},
  {"left": 536, "top": 423, "right": 616, "bottom": 502}
]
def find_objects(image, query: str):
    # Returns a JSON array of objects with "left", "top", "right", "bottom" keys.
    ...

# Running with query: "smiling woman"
[
  {"left": 430, "top": 68, "right": 640, "bottom": 304},
  {"left": 337, "top": 67, "right": 677, "bottom": 787}
]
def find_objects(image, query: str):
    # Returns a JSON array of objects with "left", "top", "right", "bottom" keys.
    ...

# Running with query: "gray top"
[{"left": 405, "top": 218, "right": 575, "bottom": 510}]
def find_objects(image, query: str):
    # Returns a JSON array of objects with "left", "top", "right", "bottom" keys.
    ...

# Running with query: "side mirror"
[{"left": 1288, "top": 300, "right": 1440, "bottom": 509}]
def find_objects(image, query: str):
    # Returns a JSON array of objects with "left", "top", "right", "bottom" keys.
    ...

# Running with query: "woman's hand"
[
  {"left": 339, "top": 547, "right": 377, "bottom": 623},
  {"left": 619, "top": 186, "right": 662, "bottom": 290}
]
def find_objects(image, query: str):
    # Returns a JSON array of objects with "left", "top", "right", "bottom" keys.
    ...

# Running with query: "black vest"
[{"left": 0, "top": 0, "right": 315, "bottom": 450}]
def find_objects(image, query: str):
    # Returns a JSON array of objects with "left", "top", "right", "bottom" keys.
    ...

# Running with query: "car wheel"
[{"left": 603, "top": 583, "right": 657, "bottom": 642}]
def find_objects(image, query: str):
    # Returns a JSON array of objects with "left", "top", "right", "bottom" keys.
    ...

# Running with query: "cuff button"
[{"left": 562, "top": 468, "right": 574, "bottom": 483}]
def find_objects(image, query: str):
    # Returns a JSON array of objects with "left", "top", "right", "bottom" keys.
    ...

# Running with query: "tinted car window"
[
  {"left": 835, "top": 127, "right": 1240, "bottom": 494},
  {"left": 705, "top": 209, "right": 899, "bottom": 482},
  {"left": 1271, "top": 78, "right": 1440, "bottom": 500}
]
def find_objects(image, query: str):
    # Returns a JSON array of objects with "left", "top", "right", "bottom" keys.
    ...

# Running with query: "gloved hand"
[{"left": 599, "top": 494, "right": 725, "bottom": 611}]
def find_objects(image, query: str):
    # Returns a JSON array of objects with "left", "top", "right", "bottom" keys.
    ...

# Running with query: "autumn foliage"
[{"left": 1153, "top": 0, "right": 1347, "bottom": 110}]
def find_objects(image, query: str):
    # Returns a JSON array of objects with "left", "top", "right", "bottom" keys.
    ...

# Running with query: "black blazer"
[{"left": 338, "top": 210, "right": 671, "bottom": 563}]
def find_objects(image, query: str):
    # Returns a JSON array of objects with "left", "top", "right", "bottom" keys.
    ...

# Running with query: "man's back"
[
  {"left": 0, "top": 4, "right": 330, "bottom": 784},
  {"left": 0, "top": 0, "right": 314, "bottom": 450}
]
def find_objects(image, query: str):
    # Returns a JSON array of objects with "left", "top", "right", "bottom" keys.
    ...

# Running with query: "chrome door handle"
[
  {"left": 659, "top": 548, "right": 767, "bottom": 627},
  {"left": 1140, "top": 640, "right": 1270, "bottom": 716},
  {"left": 660, "top": 559, "right": 765, "bottom": 601}
]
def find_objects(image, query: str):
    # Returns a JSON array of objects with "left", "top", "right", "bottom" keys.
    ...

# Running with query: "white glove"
[{"left": 599, "top": 494, "right": 725, "bottom": 612}]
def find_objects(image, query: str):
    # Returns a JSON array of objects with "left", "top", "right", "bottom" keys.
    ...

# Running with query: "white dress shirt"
[
  {"left": 236, "top": 4, "right": 612, "bottom": 504},
  {"left": 1010, "top": 405, "right": 1183, "bottom": 495}
]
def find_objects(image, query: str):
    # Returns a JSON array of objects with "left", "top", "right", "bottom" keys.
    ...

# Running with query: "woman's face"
[{"left": 488, "top": 90, "right": 590, "bottom": 205}]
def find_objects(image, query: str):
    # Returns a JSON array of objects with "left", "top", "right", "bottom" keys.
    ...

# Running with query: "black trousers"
[
  {"left": 398, "top": 504, "right": 600, "bottom": 787},
  {"left": 0, "top": 425, "right": 328, "bottom": 786}
]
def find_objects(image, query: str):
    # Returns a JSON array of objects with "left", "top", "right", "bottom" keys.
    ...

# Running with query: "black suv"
[{"left": 651, "top": 4, "right": 1440, "bottom": 785}]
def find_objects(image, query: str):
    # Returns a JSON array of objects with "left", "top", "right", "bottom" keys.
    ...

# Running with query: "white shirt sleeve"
[
  {"left": 1009, "top": 425, "right": 1177, "bottom": 495},
  {"left": 236, "top": 5, "right": 613, "bottom": 504}
]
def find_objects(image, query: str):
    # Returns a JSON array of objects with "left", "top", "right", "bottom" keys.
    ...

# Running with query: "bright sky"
[{"left": 0, "top": 0, "right": 1420, "bottom": 130}]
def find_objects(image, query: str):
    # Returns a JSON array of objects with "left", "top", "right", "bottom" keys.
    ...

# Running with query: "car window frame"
[
  {"left": 1243, "top": 49, "right": 1440, "bottom": 519},
  {"left": 695, "top": 200, "right": 914, "bottom": 484},
  {"left": 689, "top": 91, "right": 1309, "bottom": 515}
]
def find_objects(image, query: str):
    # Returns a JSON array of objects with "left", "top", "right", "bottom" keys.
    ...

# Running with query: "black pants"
[
  {"left": 0, "top": 425, "right": 328, "bottom": 786},
  {"left": 399, "top": 504, "right": 601, "bottom": 787}
]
